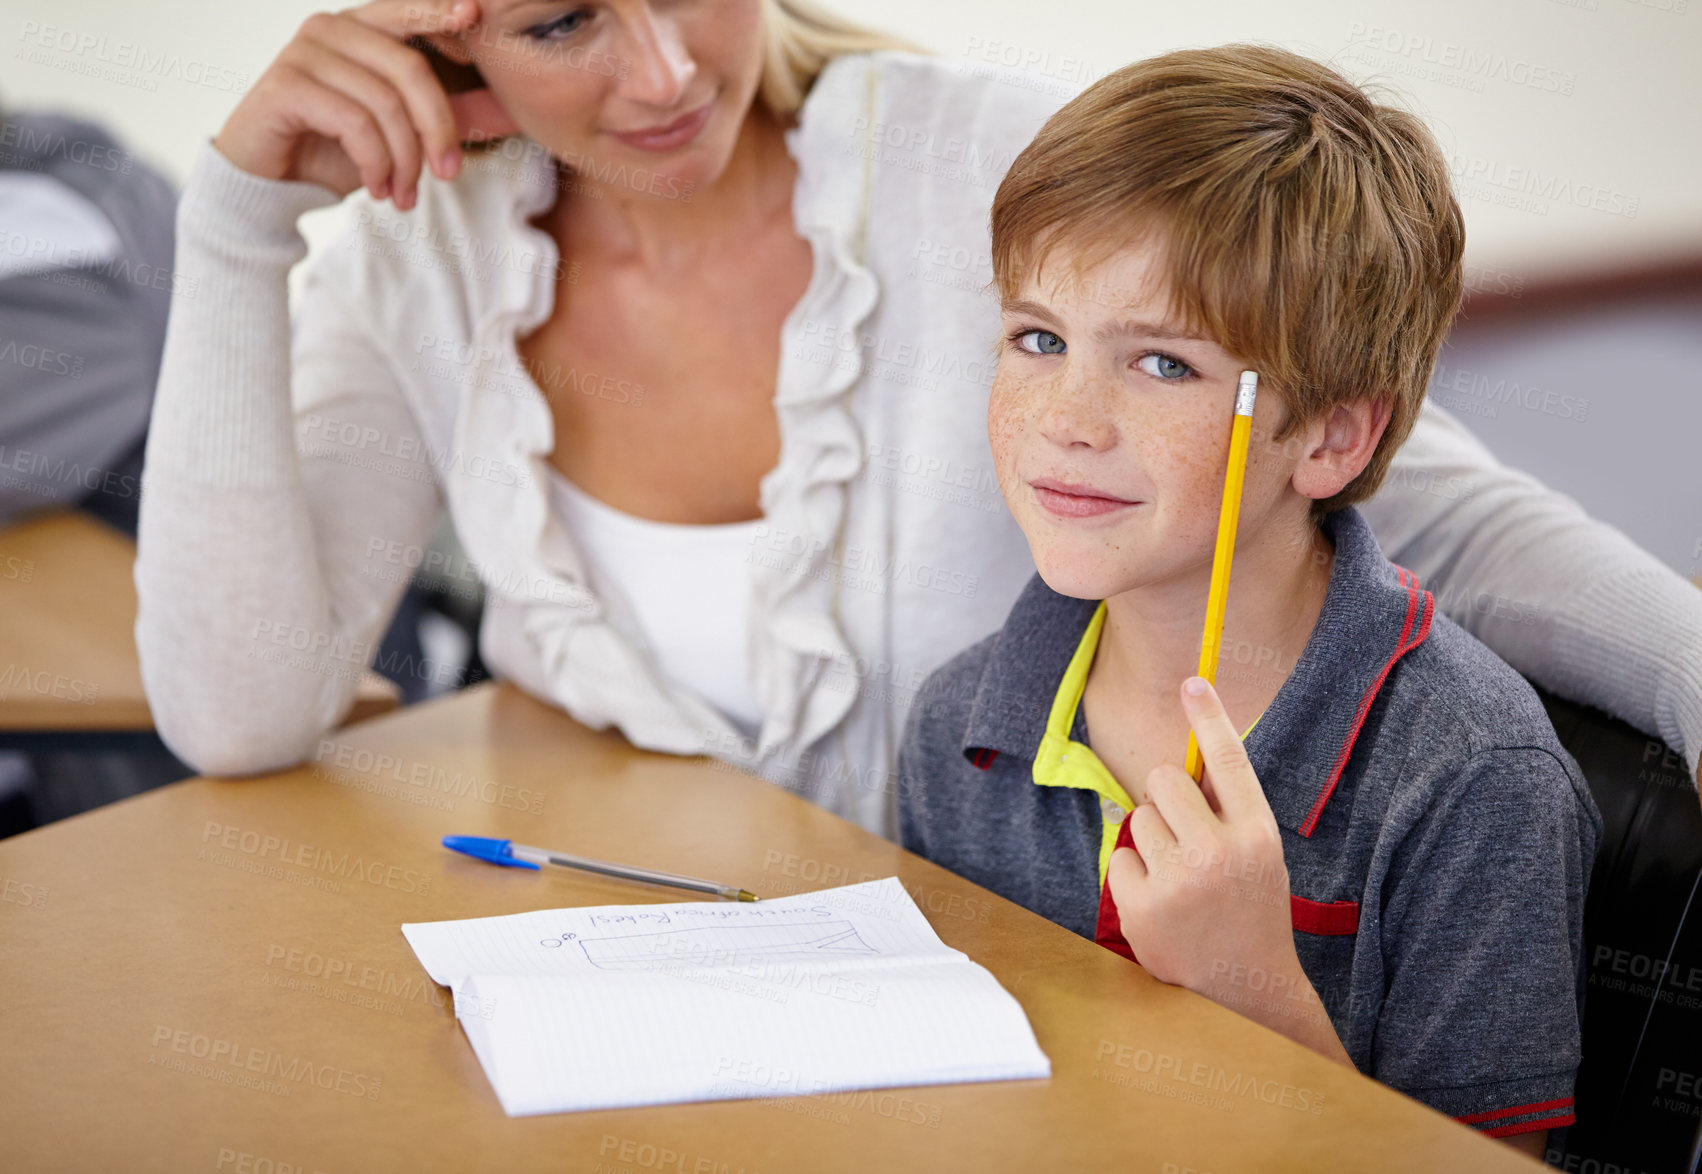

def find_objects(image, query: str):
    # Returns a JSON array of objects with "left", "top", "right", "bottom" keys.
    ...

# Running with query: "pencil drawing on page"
[{"left": 573, "top": 920, "right": 879, "bottom": 969}]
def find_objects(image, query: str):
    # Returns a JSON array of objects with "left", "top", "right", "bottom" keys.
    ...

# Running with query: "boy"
[{"left": 897, "top": 45, "right": 1600, "bottom": 1151}]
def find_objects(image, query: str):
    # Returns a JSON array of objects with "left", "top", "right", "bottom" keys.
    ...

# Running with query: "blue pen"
[{"left": 443, "top": 836, "right": 759, "bottom": 902}]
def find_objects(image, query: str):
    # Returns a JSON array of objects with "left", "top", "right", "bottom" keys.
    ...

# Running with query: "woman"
[{"left": 137, "top": 0, "right": 1702, "bottom": 836}]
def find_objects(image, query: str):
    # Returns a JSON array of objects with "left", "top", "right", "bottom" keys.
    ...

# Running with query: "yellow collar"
[{"left": 1031, "top": 601, "right": 1264, "bottom": 885}]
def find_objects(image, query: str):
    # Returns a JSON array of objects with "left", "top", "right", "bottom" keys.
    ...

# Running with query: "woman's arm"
[
  {"left": 1360, "top": 397, "right": 1702, "bottom": 790},
  {"left": 136, "top": 141, "right": 442, "bottom": 775}
]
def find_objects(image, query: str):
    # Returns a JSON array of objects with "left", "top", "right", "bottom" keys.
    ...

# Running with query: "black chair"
[
  {"left": 1533, "top": 685, "right": 1702, "bottom": 1173},
  {"left": 372, "top": 577, "right": 489, "bottom": 706}
]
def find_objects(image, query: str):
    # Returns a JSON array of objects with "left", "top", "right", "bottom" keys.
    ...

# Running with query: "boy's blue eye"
[
  {"left": 1137, "top": 352, "right": 1195, "bottom": 381},
  {"left": 526, "top": 9, "right": 591, "bottom": 40},
  {"left": 1015, "top": 330, "right": 1066, "bottom": 355}
]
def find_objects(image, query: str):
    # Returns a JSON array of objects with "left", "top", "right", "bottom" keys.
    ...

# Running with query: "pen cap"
[{"left": 442, "top": 835, "right": 540, "bottom": 870}]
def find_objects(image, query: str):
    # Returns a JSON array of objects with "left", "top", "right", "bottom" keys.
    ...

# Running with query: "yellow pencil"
[{"left": 1184, "top": 370, "right": 1260, "bottom": 783}]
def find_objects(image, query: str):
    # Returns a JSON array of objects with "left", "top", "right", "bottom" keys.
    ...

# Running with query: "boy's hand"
[{"left": 1107, "top": 676, "right": 1351, "bottom": 1064}]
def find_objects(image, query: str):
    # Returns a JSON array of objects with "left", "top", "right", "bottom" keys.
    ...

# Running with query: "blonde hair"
[
  {"left": 755, "top": 0, "right": 925, "bottom": 117},
  {"left": 990, "top": 44, "right": 1465, "bottom": 517},
  {"left": 453, "top": 1, "right": 917, "bottom": 152}
]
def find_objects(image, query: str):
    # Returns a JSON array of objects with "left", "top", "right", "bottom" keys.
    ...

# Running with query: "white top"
[
  {"left": 545, "top": 468, "right": 765, "bottom": 737},
  {"left": 135, "top": 51, "right": 1702, "bottom": 836}
]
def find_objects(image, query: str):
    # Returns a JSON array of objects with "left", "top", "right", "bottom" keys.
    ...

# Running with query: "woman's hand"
[{"left": 213, "top": 0, "right": 499, "bottom": 209}]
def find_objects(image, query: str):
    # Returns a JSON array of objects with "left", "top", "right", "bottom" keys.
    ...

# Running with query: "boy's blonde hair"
[{"left": 990, "top": 45, "right": 1465, "bottom": 517}]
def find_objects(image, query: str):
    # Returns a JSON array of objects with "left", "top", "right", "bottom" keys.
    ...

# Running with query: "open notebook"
[{"left": 401, "top": 876, "right": 1051, "bottom": 1116}]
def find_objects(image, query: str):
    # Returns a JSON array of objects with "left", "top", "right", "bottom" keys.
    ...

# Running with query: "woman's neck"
[
  {"left": 1092, "top": 519, "right": 1335, "bottom": 722},
  {"left": 544, "top": 104, "right": 798, "bottom": 270}
]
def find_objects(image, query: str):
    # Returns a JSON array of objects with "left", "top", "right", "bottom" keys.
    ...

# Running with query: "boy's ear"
[{"left": 1289, "top": 398, "right": 1393, "bottom": 504}]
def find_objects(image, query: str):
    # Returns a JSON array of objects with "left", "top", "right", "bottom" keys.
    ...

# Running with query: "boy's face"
[{"left": 988, "top": 236, "right": 1307, "bottom": 601}]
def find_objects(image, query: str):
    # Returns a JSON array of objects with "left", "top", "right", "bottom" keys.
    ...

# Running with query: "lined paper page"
[{"left": 402, "top": 878, "right": 1051, "bottom": 1116}]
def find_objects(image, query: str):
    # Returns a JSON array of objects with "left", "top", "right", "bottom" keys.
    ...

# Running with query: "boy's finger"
[
  {"left": 1108, "top": 844, "right": 1146, "bottom": 886},
  {"left": 1181, "top": 676, "right": 1265, "bottom": 822},
  {"left": 1127, "top": 801, "right": 1180, "bottom": 871},
  {"left": 1196, "top": 770, "right": 1225, "bottom": 815},
  {"left": 1145, "top": 762, "right": 1217, "bottom": 843}
]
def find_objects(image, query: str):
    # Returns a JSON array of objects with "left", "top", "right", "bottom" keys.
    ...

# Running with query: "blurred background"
[{"left": 6, "top": 0, "right": 1698, "bottom": 570}]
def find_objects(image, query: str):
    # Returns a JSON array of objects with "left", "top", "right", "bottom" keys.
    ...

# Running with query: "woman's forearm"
[
  {"left": 1362, "top": 398, "right": 1702, "bottom": 787},
  {"left": 137, "top": 142, "right": 441, "bottom": 775}
]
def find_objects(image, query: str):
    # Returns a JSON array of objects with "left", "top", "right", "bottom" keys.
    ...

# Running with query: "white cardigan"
[{"left": 136, "top": 51, "right": 1702, "bottom": 836}]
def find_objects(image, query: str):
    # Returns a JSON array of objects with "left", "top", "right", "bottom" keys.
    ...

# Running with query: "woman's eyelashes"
[{"left": 525, "top": 8, "right": 592, "bottom": 41}]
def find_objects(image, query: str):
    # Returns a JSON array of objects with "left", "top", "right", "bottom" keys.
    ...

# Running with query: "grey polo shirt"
[{"left": 898, "top": 504, "right": 1601, "bottom": 1135}]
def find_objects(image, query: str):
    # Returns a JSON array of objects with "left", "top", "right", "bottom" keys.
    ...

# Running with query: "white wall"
[
  {"left": 8, "top": 0, "right": 1699, "bottom": 280},
  {"left": 8, "top": 0, "right": 1699, "bottom": 571}
]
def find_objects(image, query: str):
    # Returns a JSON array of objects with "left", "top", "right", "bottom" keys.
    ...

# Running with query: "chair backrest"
[{"left": 1531, "top": 684, "right": 1702, "bottom": 1173}]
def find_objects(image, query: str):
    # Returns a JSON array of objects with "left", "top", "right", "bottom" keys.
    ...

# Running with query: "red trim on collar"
[
  {"left": 1296, "top": 566, "right": 1434, "bottom": 838},
  {"left": 967, "top": 747, "right": 999, "bottom": 770}
]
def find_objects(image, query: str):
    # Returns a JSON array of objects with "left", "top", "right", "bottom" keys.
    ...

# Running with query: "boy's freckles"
[
  {"left": 989, "top": 240, "right": 1287, "bottom": 597},
  {"left": 991, "top": 251, "right": 1328, "bottom": 604}
]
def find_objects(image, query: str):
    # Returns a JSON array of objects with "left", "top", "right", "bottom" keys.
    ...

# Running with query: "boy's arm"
[
  {"left": 1374, "top": 744, "right": 1593, "bottom": 1142},
  {"left": 1361, "top": 398, "right": 1702, "bottom": 794}
]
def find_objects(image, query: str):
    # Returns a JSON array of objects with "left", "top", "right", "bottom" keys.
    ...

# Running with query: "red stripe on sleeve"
[
  {"left": 1457, "top": 1096, "right": 1574, "bottom": 1125},
  {"left": 1479, "top": 1110, "right": 1575, "bottom": 1138}
]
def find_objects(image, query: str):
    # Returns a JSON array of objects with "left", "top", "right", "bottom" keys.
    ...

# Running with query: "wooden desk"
[
  {"left": 0, "top": 509, "right": 397, "bottom": 733},
  {"left": 0, "top": 683, "right": 1540, "bottom": 1172}
]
